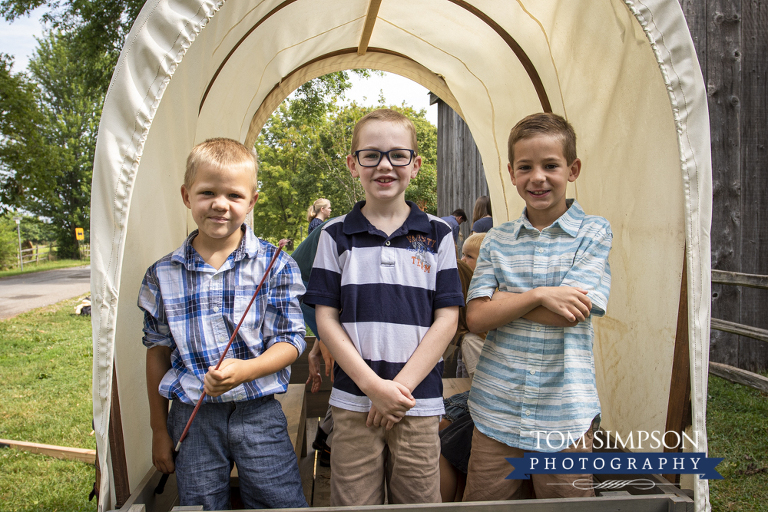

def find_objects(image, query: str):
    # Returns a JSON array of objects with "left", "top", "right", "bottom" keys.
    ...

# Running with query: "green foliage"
[
  {"left": 0, "top": 31, "right": 101, "bottom": 258},
  {"left": 0, "top": 211, "right": 53, "bottom": 269},
  {"left": 0, "top": 213, "right": 18, "bottom": 268},
  {"left": 19, "top": 214, "right": 56, "bottom": 243},
  {"left": 0, "top": 54, "right": 48, "bottom": 205},
  {"left": 1, "top": 0, "right": 143, "bottom": 87},
  {"left": 254, "top": 85, "right": 438, "bottom": 242},
  {"left": 1, "top": 1, "right": 124, "bottom": 257}
]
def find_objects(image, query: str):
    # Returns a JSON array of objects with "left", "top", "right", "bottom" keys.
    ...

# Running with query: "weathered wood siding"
[
  {"left": 680, "top": 0, "right": 768, "bottom": 372},
  {"left": 435, "top": 97, "right": 489, "bottom": 252}
]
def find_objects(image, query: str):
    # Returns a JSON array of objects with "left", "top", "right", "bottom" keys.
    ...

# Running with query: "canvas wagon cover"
[{"left": 91, "top": 1, "right": 712, "bottom": 510}]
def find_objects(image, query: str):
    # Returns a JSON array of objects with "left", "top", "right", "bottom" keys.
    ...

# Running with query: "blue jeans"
[
  {"left": 443, "top": 391, "right": 470, "bottom": 423},
  {"left": 168, "top": 396, "right": 307, "bottom": 510}
]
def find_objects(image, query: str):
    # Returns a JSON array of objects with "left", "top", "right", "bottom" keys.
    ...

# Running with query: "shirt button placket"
[
  {"left": 533, "top": 234, "right": 545, "bottom": 288},
  {"left": 381, "top": 240, "right": 395, "bottom": 267},
  {"left": 212, "top": 272, "right": 226, "bottom": 343}
]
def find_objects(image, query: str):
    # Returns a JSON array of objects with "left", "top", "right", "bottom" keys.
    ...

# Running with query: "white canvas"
[{"left": 91, "top": 1, "right": 712, "bottom": 510}]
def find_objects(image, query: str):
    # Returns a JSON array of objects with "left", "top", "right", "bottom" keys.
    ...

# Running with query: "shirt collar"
[
  {"left": 171, "top": 224, "right": 260, "bottom": 270},
  {"left": 343, "top": 201, "right": 432, "bottom": 236},
  {"left": 517, "top": 199, "right": 584, "bottom": 238}
]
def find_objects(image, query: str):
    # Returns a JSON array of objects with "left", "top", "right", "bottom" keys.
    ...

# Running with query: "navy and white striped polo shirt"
[{"left": 304, "top": 201, "right": 465, "bottom": 416}]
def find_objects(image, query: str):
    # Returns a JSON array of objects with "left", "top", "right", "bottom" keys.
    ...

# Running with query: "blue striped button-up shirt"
[
  {"left": 138, "top": 225, "right": 306, "bottom": 404},
  {"left": 467, "top": 200, "right": 612, "bottom": 452}
]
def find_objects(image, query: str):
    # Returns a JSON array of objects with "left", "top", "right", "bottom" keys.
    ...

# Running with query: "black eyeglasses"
[{"left": 353, "top": 149, "right": 415, "bottom": 167}]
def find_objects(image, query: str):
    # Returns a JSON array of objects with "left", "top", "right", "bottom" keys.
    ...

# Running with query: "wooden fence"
[
  {"left": 709, "top": 269, "right": 768, "bottom": 392},
  {"left": 12, "top": 242, "right": 91, "bottom": 269},
  {"left": 17, "top": 242, "right": 57, "bottom": 267}
]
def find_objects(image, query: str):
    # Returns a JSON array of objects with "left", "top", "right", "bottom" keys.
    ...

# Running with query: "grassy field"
[
  {"left": 0, "top": 259, "right": 89, "bottom": 279},
  {"left": 0, "top": 295, "right": 766, "bottom": 511},
  {"left": 707, "top": 374, "right": 768, "bottom": 511},
  {"left": 0, "top": 295, "right": 96, "bottom": 512}
]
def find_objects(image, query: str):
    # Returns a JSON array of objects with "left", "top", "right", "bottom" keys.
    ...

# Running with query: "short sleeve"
[
  {"left": 466, "top": 233, "right": 499, "bottom": 301},
  {"left": 560, "top": 220, "right": 612, "bottom": 316},
  {"left": 433, "top": 230, "right": 465, "bottom": 310},
  {"left": 303, "top": 227, "right": 342, "bottom": 309},
  {"left": 260, "top": 253, "right": 307, "bottom": 355},
  {"left": 137, "top": 265, "right": 174, "bottom": 349}
]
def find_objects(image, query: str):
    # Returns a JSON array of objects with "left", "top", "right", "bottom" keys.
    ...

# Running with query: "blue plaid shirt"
[
  {"left": 467, "top": 200, "right": 612, "bottom": 452},
  {"left": 139, "top": 225, "right": 306, "bottom": 404}
]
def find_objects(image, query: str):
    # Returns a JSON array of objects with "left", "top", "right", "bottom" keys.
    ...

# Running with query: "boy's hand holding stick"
[{"left": 154, "top": 240, "right": 287, "bottom": 494}]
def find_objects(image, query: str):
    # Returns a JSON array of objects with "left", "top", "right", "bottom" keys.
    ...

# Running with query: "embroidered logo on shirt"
[{"left": 407, "top": 235, "right": 436, "bottom": 273}]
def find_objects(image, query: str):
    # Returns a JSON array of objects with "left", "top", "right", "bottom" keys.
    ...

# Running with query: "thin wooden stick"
[
  {"left": 177, "top": 240, "right": 286, "bottom": 449},
  {"left": 155, "top": 240, "right": 286, "bottom": 494}
]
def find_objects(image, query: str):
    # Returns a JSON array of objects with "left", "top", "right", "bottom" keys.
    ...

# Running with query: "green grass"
[
  {"left": 707, "top": 374, "right": 768, "bottom": 511},
  {"left": 0, "top": 296, "right": 96, "bottom": 512},
  {"left": 0, "top": 259, "right": 89, "bottom": 279}
]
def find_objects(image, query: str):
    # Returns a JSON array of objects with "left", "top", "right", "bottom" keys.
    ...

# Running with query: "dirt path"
[{"left": 0, "top": 266, "right": 90, "bottom": 321}]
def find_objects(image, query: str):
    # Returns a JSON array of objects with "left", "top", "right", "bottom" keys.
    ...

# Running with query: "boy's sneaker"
[
  {"left": 313, "top": 423, "right": 331, "bottom": 467},
  {"left": 318, "top": 444, "right": 331, "bottom": 467},
  {"left": 312, "top": 424, "right": 329, "bottom": 451}
]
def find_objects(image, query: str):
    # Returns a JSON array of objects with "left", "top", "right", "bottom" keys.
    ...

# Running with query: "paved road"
[{"left": 0, "top": 266, "right": 91, "bottom": 321}]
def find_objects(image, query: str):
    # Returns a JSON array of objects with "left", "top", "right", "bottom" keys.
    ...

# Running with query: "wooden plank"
[
  {"left": 443, "top": 351, "right": 459, "bottom": 379},
  {"left": 313, "top": 456, "right": 332, "bottom": 507},
  {"left": 306, "top": 389, "right": 332, "bottom": 419},
  {"left": 357, "top": 0, "right": 382, "bottom": 55},
  {"left": 110, "top": 364, "right": 131, "bottom": 508},
  {"left": 299, "top": 419, "right": 317, "bottom": 506},
  {"left": 276, "top": 384, "right": 307, "bottom": 459},
  {"left": 663, "top": 254, "right": 691, "bottom": 484},
  {"left": 705, "top": 0, "right": 743, "bottom": 368},
  {"left": 710, "top": 361, "right": 768, "bottom": 393},
  {"left": 711, "top": 318, "right": 768, "bottom": 343},
  {"left": 116, "top": 467, "right": 179, "bottom": 512},
  {"left": 738, "top": 0, "right": 768, "bottom": 373},
  {"left": 0, "top": 438, "right": 95, "bottom": 464},
  {"left": 442, "top": 377, "right": 471, "bottom": 398},
  {"left": 711, "top": 269, "right": 768, "bottom": 289},
  {"left": 436, "top": 97, "right": 488, "bottom": 258},
  {"left": 284, "top": 494, "right": 688, "bottom": 511}
]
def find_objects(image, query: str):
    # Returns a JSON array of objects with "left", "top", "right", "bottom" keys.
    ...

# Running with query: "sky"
[
  {"left": 0, "top": 7, "right": 47, "bottom": 72},
  {"left": 0, "top": 8, "right": 437, "bottom": 124}
]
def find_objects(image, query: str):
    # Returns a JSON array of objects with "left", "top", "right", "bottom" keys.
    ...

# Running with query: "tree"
[
  {"left": 254, "top": 94, "right": 438, "bottom": 243},
  {"left": 0, "top": 54, "right": 48, "bottom": 205},
  {"left": 1, "top": 0, "right": 144, "bottom": 84},
  {"left": 0, "top": 31, "right": 106, "bottom": 257},
  {"left": 1, "top": 1, "right": 131, "bottom": 258},
  {"left": 0, "top": 212, "right": 19, "bottom": 268}
]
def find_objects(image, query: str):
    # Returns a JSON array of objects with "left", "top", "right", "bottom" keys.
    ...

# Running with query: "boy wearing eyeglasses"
[{"left": 303, "top": 109, "right": 464, "bottom": 506}]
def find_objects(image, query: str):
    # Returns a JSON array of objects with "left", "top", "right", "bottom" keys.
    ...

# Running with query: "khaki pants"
[
  {"left": 330, "top": 407, "right": 441, "bottom": 506},
  {"left": 463, "top": 427, "right": 596, "bottom": 501},
  {"left": 460, "top": 332, "right": 485, "bottom": 379}
]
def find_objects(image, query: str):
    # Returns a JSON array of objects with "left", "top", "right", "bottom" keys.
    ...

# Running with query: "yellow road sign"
[{"left": 75, "top": 227, "right": 85, "bottom": 241}]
